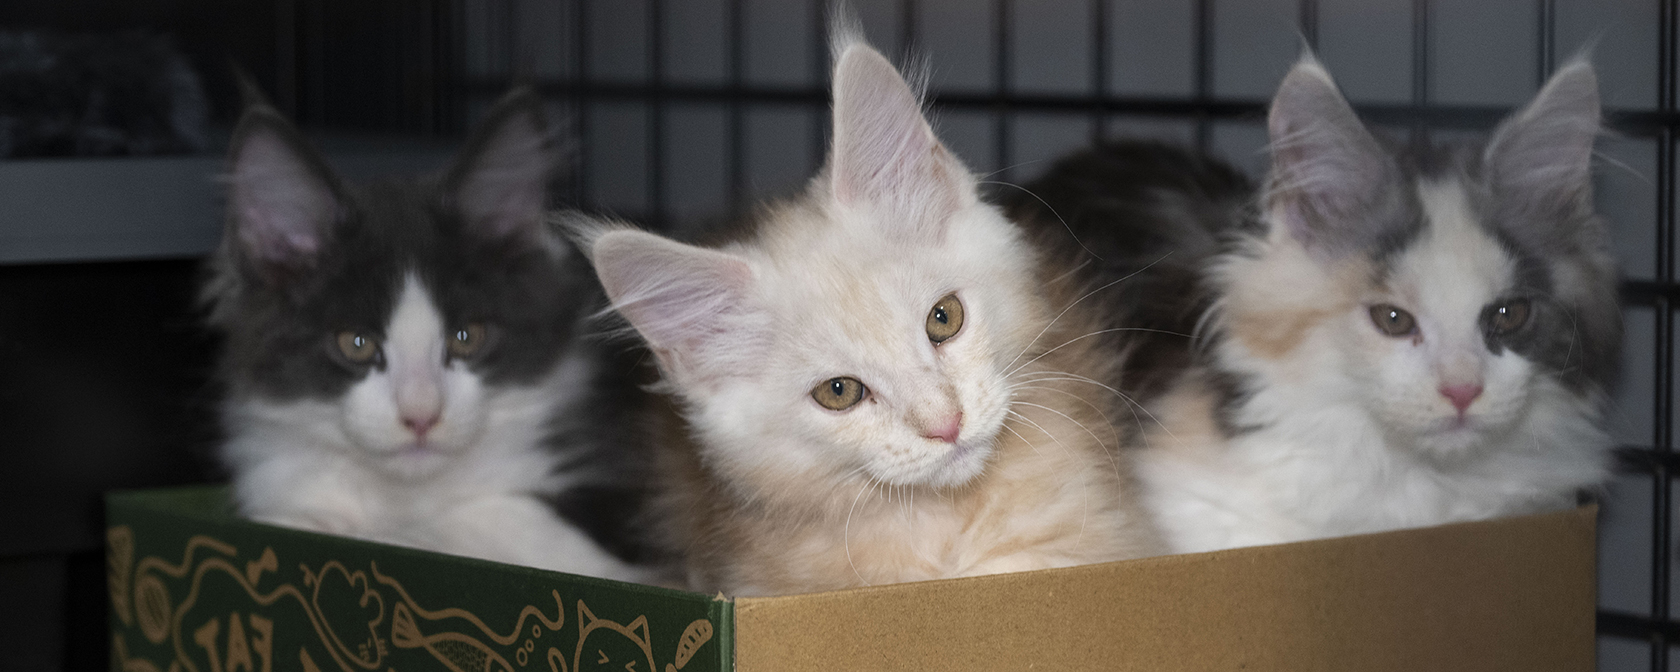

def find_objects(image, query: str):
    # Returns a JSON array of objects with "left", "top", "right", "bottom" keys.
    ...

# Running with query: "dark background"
[{"left": 0, "top": 2, "right": 454, "bottom": 668}]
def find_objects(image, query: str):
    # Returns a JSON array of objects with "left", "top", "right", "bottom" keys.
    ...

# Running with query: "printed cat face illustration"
[{"left": 573, "top": 601, "right": 654, "bottom": 672}]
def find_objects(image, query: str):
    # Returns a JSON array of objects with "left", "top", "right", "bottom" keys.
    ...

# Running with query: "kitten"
[
  {"left": 1010, "top": 56, "right": 1620, "bottom": 554},
  {"left": 578, "top": 34, "right": 1161, "bottom": 596},
  {"left": 204, "top": 89, "right": 659, "bottom": 581}
]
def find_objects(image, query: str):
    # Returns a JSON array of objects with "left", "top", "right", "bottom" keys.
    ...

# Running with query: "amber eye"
[
  {"left": 926, "top": 293, "right": 965, "bottom": 344},
  {"left": 1488, "top": 299, "right": 1531, "bottom": 335},
  {"left": 448, "top": 323, "right": 488, "bottom": 359},
  {"left": 811, "top": 376, "right": 867, "bottom": 411},
  {"left": 1368, "top": 304, "right": 1417, "bottom": 337},
  {"left": 335, "top": 331, "right": 381, "bottom": 364}
]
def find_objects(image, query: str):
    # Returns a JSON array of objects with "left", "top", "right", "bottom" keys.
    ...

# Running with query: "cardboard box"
[{"left": 107, "top": 487, "right": 1595, "bottom": 672}]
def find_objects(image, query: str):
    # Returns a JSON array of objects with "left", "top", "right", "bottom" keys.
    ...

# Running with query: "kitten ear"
[
  {"left": 1484, "top": 60, "right": 1600, "bottom": 220},
  {"left": 829, "top": 40, "right": 970, "bottom": 236},
  {"left": 589, "top": 229, "right": 766, "bottom": 383},
  {"left": 226, "top": 105, "right": 343, "bottom": 273},
  {"left": 1265, "top": 55, "right": 1402, "bottom": 256},
  {"left": 446, "top": 88, "right": 557, "bottom": 242}
]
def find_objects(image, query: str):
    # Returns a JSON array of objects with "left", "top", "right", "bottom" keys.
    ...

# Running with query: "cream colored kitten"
[{"left": 580, "top": 35, "right": 1161, "bottom": 596}]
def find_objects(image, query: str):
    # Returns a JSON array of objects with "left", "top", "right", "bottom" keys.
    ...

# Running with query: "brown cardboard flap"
[{"left": 733, "top": 505, "right": 1596, "bottom": 672}]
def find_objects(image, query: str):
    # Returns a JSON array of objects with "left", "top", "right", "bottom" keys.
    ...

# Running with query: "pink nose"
[
  {"left": 922, "top": 413, "right": 963, "bottom": 444},
  {"left": 1439, "top": 384, "right": 1483, "bottom": 414},
  {"left": 403, "top": 413, "right": 440, "bottom": 440}
]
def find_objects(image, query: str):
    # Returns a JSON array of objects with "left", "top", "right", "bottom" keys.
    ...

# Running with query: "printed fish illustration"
[{"left": 391, "top": 602, "right": 515, "bottom": 672}]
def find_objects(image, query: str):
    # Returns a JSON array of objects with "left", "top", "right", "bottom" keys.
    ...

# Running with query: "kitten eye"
[
  {"left": 811, "top": 376, "right": 868, "bottom": 411},
  {"left": 1368, "top": 304, "right": 1417, "bottom": 337},
  {"left": 448, "top": 323, "right": 488, "bottom": 359},
  {"left": 335, "top": 331, "right": 382, "bottom": 364},
  {"left": 1488, "top": 299, "right": 1531, "bottom": 335},
  {"left": 926, "top": 294, "right": 965, "bottom": 344}
]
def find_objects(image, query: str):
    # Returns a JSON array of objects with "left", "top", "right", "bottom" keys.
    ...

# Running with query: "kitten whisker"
[
  {"left": 845, "top": 476, "right": 881, "bottom": 588},
  {"left": 1006, "top": 327, "right": 1188, "bottom": 379},
  {"left": 1001, "top": 257, "right": 1172, "bottom": 374},
  {"left": 977, "top": 179, "right": 1101, "bottom": 261},
  {"left": 1010, "top": 386, "right": 1129, "bottom": 483},
  {"left": 998, "top": 418, "right": 1041, "bottom": 456},
  {"left": 1009, "top": 384, "right": 1123, "bottom": 448},
  {"left": 1013, "top": 370, "right": 1182, "bottom": 447},
  {"left": 1004, "top": 408, "right": 1090, "bottom": 543}
]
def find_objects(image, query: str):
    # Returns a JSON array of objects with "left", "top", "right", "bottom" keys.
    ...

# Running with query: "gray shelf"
[{"left": 0, "top": 139, "right": 455, "bottom": 265}]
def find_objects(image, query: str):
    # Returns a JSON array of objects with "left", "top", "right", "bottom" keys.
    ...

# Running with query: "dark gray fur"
[
  {"left": 1003, "top": 140, "right": 1257, "bottom": 432},
  {"left": 203, "top": 92, "right": 664, "bottom": 564}
]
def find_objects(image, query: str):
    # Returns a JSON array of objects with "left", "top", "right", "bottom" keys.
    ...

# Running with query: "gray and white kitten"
[
  {"left": 1010, "top": 56, "right": 1620, "bottom": 553},
  {"left": 204, "top": 90, "right": 660, "bottom": 580}
]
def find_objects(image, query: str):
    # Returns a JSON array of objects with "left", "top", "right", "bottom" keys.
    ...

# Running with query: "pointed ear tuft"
[
  {"left": 448, "top": 88, "right": 558, "bottom": 242},
  {"left": 1485, "top": 60, "right": 1599, "bottom": 216},
  {"left": 1265, "top": 55, "right": 1402, "bottom": 256},
  {"left": 226, "top": 107, "right": 341, "bottom": 271},
  {"left": 591, "top": 230, "right": 766, "bottom": 383},
  {"left": 829, "top": 42, "right": 969, "bottom": 234}
]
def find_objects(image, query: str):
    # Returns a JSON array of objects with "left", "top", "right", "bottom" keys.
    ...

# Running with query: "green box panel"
[{"left": 106, "top": 486, "right": 732, "bottom": 672}]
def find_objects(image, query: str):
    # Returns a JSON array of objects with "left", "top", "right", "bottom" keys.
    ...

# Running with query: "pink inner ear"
[
  {"left": 231, "top": 130, "right": 336, "bottom": 264},
  {"left": 593, "top": 232, "right": 767, "bottom": 379},
  {"left": 455, "top": 110, "right": 552, "bottom": 240},
  {"left": 828, "top": 44, "right": 964, "bottom": 230}
]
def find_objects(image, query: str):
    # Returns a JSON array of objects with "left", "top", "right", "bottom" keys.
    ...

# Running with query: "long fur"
[
  {"left": 1009, "top": 57, "right": 1619, "bottom": 554},
  {"left": 206, "top": 91, "right": 663, "bottom": 581},
  {"left": 585, "top": 36, "right": 1160, "bottom": 596}
]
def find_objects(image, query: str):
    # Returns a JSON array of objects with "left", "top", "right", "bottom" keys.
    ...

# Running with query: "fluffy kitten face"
[
  {"left": 591, "top": 42, "right": 1044, "bottom": 493},
  {"left": 1338, "top": 183, "right": 1545, "bottom": 456},
  {"left": 1220, "top": 57, "right": 1618, "bottom": 461},
  {"left": 209, "top": 91, "right": 584, "bottom": 481},
  {"left": 707, "top": 205, "right": 1039, "bottom": 489}
]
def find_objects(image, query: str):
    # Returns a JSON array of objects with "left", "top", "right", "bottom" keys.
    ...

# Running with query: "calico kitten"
[
  {"left": 578, "top": 36, "right": 1162, "bottom": 596},
  {"left": 205, "top": 90, "right": 659, "bottom": 581},
  {"left": 1011, "top": 56, "right": 1619, "bottom": 554}
]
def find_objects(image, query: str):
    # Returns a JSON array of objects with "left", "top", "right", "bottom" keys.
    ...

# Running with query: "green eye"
[
  {"left": 812, "top": 377, "right": 867, "bottom": 411},
  {"left": 926, "top": 294, "right": 964, "bottom": 344},
  {"left": 1368, "top": 304, "right": 1417, "bottom": 337},
  {"left": 335, "top": 331, "right": 381, "bottom": 363},
  {"left": 448, "top": 323, "right": 488, "bottom": 358}
]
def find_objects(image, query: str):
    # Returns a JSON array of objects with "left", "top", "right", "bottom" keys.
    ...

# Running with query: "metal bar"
[
  {"left": 467, "top": 78, "right": 1680, "bottom": 137},
  {"left": 1410, "top": 0, "right": 1429, "bottom": 146},
  {"left": 902, "top": 0, "right": 918, "bottom": 55},
  {"left": 306, "top": 0, "right": 326, "bottom": 125},
  {"left": 729, "top": 0, "right": 747, "bottom": 214},
  {"left": 574, "top": 0, "right": 591, "bottom": 208},
  {"left": 993, "top": 0, "right": 1013, "bottom": 179},
  {"left": 1536, "top": 0, "right": 1555, "bottom": 87},
  {"left": 1298, "top": 0, "right": 1319, "bottom": 52},
  {"left": 1653, "top": 0, "right": 1679, "bottom": 663},
  {"left": 505, "top": 0, "right": 518, "bottom": 77},
  {"left": 812, "top": 0, "right": 830, "bottom": 176},
  {"left": 1600, "top": 611, "right": 1680, "bottom": 642},
  {"left": 1193, "top": 0, "right": 1212, "bottom": 152},
  {"left": 1091, "top": 0, "right": 1108, "bottom": 142},
  {"left": 1616, "top": 445, "right": 1680, "bottom": 474},
  {"left": 275, "top": 0, "right": 298, "bottom": 118},
  {"left": 648, "top": 0, "right": 666, "bottom": 227},
  {"left": 1625, "top": 279, "right": 1680, "bottom": 306}
]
